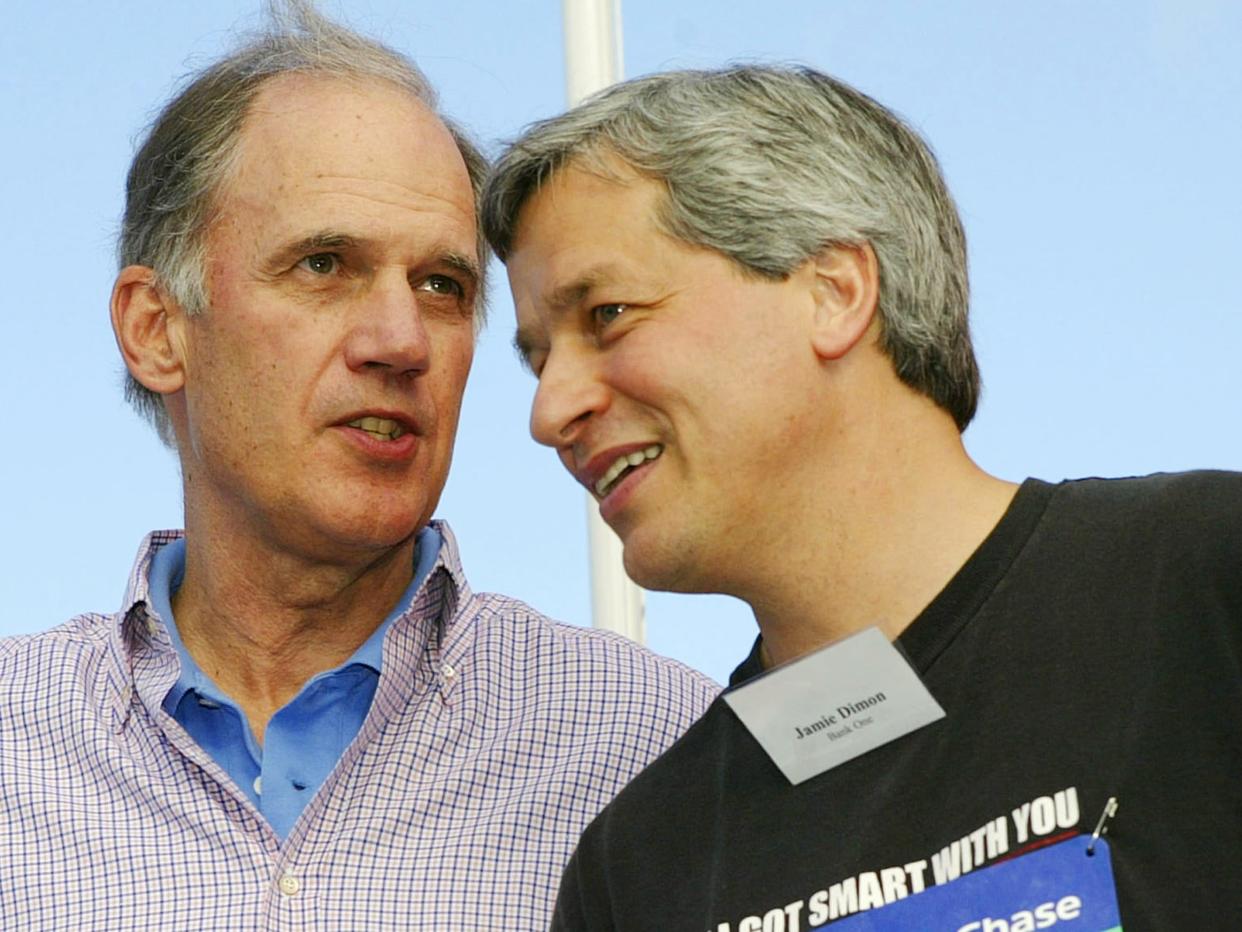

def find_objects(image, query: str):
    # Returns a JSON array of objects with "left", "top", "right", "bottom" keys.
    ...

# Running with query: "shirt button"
[
  {"left": 253, "top": 776, "right": 262, "bottom": 796},
  {"left": 442, "top": 663, "right": 457, "bottom": 681},
  {"left": 278, "top": 873, "right": 300, "bottom": 897},
  {"left": 120, "top": 686, "right": 133, "bottom": 706}
]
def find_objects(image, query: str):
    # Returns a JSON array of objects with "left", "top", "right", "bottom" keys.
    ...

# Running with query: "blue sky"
[{"left": 3, "top": 1, "right": 1239, "bottom": 683}]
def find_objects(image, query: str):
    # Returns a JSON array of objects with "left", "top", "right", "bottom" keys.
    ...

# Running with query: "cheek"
[
  {"left": 434, "top": 330, "right": 476, "bottom": 400},
  {"left": 599, "top": 328, "right": 676, "bottom": 398},
  {"left": 450, "top": 331, "right": 477, "bottom": 384},
  {"left": 601, "top": 337, "right": 714, "bottom": 413},
  {"left": 185, "top": 317, "right": 315, "bottom": 444}
]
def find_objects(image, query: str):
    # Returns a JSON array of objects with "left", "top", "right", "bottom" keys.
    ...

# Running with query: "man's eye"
[
  {"left": 592, "top": 304, "right": 627, "bottom": 327},
  {"left": 299, "top": 253, "right": 339, "bottom": 275},
  {"left": 418, "top": 275, "right": 465, "bottom": 297}
]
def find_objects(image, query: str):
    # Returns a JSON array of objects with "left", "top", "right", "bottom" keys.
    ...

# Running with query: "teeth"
[
  {"left": 347, "top": 416, "right": 406, "bottom": 440},
  {"left": 594, "top": 444, "right": 662, "bottom": 496}
]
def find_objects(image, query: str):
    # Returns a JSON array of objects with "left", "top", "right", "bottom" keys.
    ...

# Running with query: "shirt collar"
[
  {"left": 110, "top": 522, "right": 470, "bottom": 726},
  {"left": 144, "top": 526, "right": 443, "bottom": 714}
]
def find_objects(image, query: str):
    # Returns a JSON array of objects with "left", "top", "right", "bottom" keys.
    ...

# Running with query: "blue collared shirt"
[{"left": 147, "top": 527, "right": 441, "bottom": 839}]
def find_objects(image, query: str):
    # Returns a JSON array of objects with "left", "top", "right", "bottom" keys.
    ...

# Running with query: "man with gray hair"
[
  {"left": 483, "top": 65, "right": 1242, "bottom": 929},
  {"left": 0, "top": 5, "right": 717, "bottom": 928}
]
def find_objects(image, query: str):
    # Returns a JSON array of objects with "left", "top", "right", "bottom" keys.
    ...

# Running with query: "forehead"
[
  {"left": 514, "top": 157, "right": 656, "bottom": 242},
  {"left": 507, "top": 160, "right": 666, "bottom": 300},
  {"left": 212, "top": 73, "right": 476, "bottom": 246}
]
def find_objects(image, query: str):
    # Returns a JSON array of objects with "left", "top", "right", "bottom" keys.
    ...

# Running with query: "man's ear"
[
  {"left": 808, "top": 243, "right": 880, "bottom": 361},
  {"left": 110, "top": 265, "right": 188, "bottom": 394}
]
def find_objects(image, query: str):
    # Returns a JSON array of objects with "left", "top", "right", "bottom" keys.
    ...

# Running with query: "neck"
[
  {"left": 171, "top": 505, "right": 418, "bottom": 743},
  {"left": 741, "top": 390, "right": 1017, "bottom": 669}
]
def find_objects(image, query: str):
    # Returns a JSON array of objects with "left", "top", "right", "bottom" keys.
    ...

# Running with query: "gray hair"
[
  {"left": 481, "top": 65, "right": 979, "bottom": 430},
  {"left": 118, "top": 0, "right": 489, "bottom": 447}
]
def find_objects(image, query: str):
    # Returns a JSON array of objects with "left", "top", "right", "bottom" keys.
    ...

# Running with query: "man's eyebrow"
[
  {"left": 546, "top": 271, "right": 606, "bottom": 312},
  {"left": 269, "top": 230, "right": 361, "bottom": 266},
  {"left": 512, "top": 325, "right": 543, "bottom": 374},
  {"left": 510, "top": 268, "right": 619, "bottom": 373},
  {"left": 439, "top": 251, "right": 482, "bottom": 288},
  {"left": 267, "top": 234, "right": 481, "bottom": 283}
]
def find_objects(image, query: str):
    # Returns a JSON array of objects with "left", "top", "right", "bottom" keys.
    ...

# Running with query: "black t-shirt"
[{"left": 552, "top": 473, "right": 1242, "bottom": 931}]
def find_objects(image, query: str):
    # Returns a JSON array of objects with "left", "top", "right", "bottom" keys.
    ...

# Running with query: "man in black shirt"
[{"left": 481, "top": 66, "right": 1242, "bottom": 930}]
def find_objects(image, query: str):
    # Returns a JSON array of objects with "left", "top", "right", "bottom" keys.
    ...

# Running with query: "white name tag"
[{"left": 723, "top": 626, "right": 945, "bottom": 784}]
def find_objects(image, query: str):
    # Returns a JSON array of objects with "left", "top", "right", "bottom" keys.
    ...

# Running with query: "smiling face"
[
  {"left": 168, "top": 74, "right": 479, "bottom": 563},
  {"left": 506, "top": 160, "right": 828, "bottom": 593}
]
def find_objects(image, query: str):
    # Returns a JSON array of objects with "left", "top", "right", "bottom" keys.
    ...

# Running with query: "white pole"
[
  {"left": 563, "top": 0, "right": 623, "bottom": 107},
  {"left": 561, "top": 0, "right": 646, "bottom": 643}
]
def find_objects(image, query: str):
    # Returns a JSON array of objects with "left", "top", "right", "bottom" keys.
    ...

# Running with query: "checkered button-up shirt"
[{"left": 0, "top": 522, "right": 719, "bottom": 930}]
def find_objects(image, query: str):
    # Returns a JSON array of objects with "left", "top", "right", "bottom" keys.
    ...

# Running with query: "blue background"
[{"left": 3, "top": 1, "right": 1240, "bottom": 682}]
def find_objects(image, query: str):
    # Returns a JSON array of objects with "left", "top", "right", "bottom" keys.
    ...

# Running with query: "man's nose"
[
  {"left": 529, "top": 346, "right": 609, "bottom": 449},
  {"left": 344, "top": 273, "right": 432, "bottom": 376}
]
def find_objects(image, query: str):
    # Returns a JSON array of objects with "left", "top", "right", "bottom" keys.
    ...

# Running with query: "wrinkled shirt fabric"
[
  {"left": 149, "top": 527, "right": 441, "bottom": 839},
  {"left": 0, "top": 521, "right": 719, "bottom": 930}
]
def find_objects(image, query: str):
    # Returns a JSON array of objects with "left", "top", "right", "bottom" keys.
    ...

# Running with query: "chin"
[
  {"left": 621, "top": 536, "right": 709, "bottom": 595},
  {"left": 327, "top": 508, "right": 428, "bottom": 552}
]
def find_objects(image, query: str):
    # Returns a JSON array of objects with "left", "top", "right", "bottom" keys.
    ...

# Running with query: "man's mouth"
[
  {"left": 347, "top": 416, "right": 408, "bottom": 441},
  {"left": 594, "top": 444, "right": 662, "bottom": 497}
]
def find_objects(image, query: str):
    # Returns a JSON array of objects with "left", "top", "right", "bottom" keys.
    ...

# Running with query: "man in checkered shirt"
[{"left": 0, "top": 3, "right": 717, "bottom": 929}]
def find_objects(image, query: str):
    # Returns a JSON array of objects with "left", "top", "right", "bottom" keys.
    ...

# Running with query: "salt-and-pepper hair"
[
  {"left": 117, "top": 0, "right": 489, "bottom": 446},
  {"left": 481, "top": 65, "right": 979, "bottom": 430}
]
